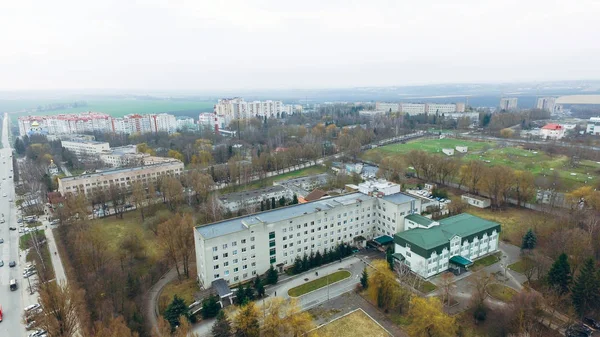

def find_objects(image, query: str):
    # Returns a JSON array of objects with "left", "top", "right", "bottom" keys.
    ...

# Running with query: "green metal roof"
[
  {"left": 374, "top": 235, "right": 394, "bottom": 245},
  {"left": 394, "top": 213, "right": 501, "bottom": 258},
  {"left": 405, "top": 214, "right": 434, "bottom": 227},
  {"left": 450, "top": 255, "right": 473, "bottom": 267}
]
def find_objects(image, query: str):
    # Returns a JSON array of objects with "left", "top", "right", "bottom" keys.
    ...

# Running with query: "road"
[{"left": 0, "top": 113, "right": 30, "bottom": 337}]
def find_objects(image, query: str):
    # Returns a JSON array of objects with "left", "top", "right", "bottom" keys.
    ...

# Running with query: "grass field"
[
  {"left": 508, "top": 260, "right": 527, "bottom": 273},
  {"left": 364, "top": 138, "right": 493, "bottom": 160},
  {"left": 1, "top": 98, "right": 215, "bottom": 119},
  {"left": 288, "top": 270, "right": 351, "bottom": 297},
  {"left": 471, "top": 252, "right": 501, "bottom": 271},
  {"left": 487, "top": 283, "right": 518, "bottom": 302},
  {"left": 417, "top": 281, "right": 438, "bottom": 294},
  {"left": 159, "top": 277, "right": 199, "bottom": 314},
  {"left": 462, "top": 205, "right": 540, "bottom": 244},
  {"left": 308, "top": 309, "right": 391, "bottom": 337}
]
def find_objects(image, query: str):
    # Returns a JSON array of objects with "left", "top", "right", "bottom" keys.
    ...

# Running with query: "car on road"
[
  {"left": 0, "top": 261, "right": 4, "bottom": 267},
  {"left": 9, "top": 261, "right": 16, "bottom": 267},
  {"left": 583, "top": 317, "right": 600, "bottom": 330},
  {"left": 17, "top": 218, "right": 22, "bottom": 223},
  {"left": 9, "top": 226, "right": 16, "bottom": 230},
  {"left": 0, "top": 238, "right": 3, "bottom": 243}
]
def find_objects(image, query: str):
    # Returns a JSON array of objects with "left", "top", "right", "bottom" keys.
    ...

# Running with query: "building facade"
[
  {"left": 425, "top": 103, "right": 459, "bottom": 114},
  {"left": 394, "top": 213, "right": 500, "bottom": 278},
  {"left": 194, "top": 191, "right": 421, "bottom": 287},
  {"left": 218, "top": 185, "right": 292, "bottom": 213},
  {"left": 499, "top": 98, "right": 518, "bottom": 111},
  {"left": 540, "top": 123, "right": 565, "bottom": 140},
  {"left": 57, "top": 161, "right": 184, "bottom": 196},
  {"left": 375, "top": 102, "right": 400, "bottom": 112},
  {"left": 399, "top": 103, "right": 426, "bottom": 115},
  {"left": 536, "top": 97, "right": 556, "bottom": 113},
  {"left": 61, "top": 140, "right": 110, "bottom": 157},
  {"left": 586, "top": 117, "right": 600, "bottom": 135}
]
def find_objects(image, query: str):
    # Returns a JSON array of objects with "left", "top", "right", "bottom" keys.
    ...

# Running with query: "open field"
[
  {"left": 508, "top": 260, "right": 527, "bottom": 273},
  {"left": 222, "top": 165, "right": 328, "bottom": 193},
  {"left": 461, "top": 205, "right": 540, "bottom": 244},
  {"left": 91, "top": 209, "right": 160, "bottom": 257},
  {"left": 2, "top": 98, "right": 214, "bottom": 119},
  {"left": 487, "top": 283, "right": 518, "bottom": 302},
  {"left": 288, "top": 270, "right": 351, "bottom": 297},
  {"left": 308, "top": 309, "right": 392, "bottom": 337},
  {"left": 364, "top": 137, "right": 600, "bottom": 191}
]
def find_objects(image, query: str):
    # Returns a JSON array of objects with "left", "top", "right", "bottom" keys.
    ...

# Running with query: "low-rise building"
[
  {"left": 394, "top": 213, "right": 501, "bottom": 278},
  {"left": 194, "top": 190, "right": 421, "bottom": 287},
  {"left": 455, "top": 146, "right": 468, "bottom": 153},
  {"left": 61, "top": 140, "right": 110, "bottom": 157},
  {"left": 218, "top": 185, "right": 292, "bottom": 213},
  {"left": 357, "top": 180, "right": 401, "bottom": 196},
  {"left": 442, "top": 148, "right": 454, "bottom": 156},
  {"left": 375, "top": 102, "right": 400, "bottom": 113},
  {"left": 461, "top": 194, "right": 491, "bottom": 208},
  {"left": 540, "top": 123, "right": 565, "bottom": 140},
  {"left": 57, "top": 161, "right": 184, "bottom": 196},
  {"left": 586, "top": 117, "right": 600, "bottom": 135}
]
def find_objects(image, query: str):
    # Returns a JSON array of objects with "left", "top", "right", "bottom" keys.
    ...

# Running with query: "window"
[
  {"left": 233, "top": 259, "right": 238, "bottom": 264},
  {"left": 234, "top": 267, "right": 239, "bottom": 272},
  {"left": 243, "top": 265, "right": 247, "bottom": 270},
  {"left": 269, "top": 231, "right": 275, "bottom": 239},
  {"left": 224, "top": 262, "right": 229, "bottom": 267},
  {"left": 232, "top": 241, "right": 237, "bottom": 246},
  {"left": 406, "top": 251, "right": 411, "bottom": 257},
  {"left": 251, "top": 245, "right": 255, "bottom": 250},
  {"left": 234, "top": 276, "right": 239, "bottom": 281},
  {"left": 214, "top": 274, "right": 220, "bottom": 279},
  {"left": 223, "top": 253, "right": 228, "bottom": 258},
  {"left": 222, "top": 244, "right": 228, "bottom": 249},
  {"left": 213, "top": 256, "right": 218, "bottom": 261},
  {"left": 232, "top": 250, "right": 237, "bottom": 255},
  {"left": 270, "top": 257, "right": 276, "bottom": 264},
  {"left": 270, "top": 248, "right": 276, "bottom": 256},
  {"left": 269, "top": 241, "right": 276, "bottom": 247},
  {"left": 214, "top": 265, "right": 219, "bottom": 269},
  {"left": 241, "top": 239, "right": 246, "bottom": 244},
  {"left": 250, "top": 237, "right": 255, "bottom": 242},
  {"left": 224, "top": 270, "right": 229, "bottom": 276},
  {"left": 212, "top": 247, "right": 218, "bottom": 252}
]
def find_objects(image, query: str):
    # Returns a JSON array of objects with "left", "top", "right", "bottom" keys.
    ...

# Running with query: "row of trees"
[{"left": 292, "top": 243, "right": 354, "bottom": 274}]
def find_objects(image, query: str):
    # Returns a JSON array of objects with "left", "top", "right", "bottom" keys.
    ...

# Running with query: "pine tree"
[
  {"left": 547, "top": 253, "right": 571, "bottom": 295},
  {"left": 271, "top": 197, "right": 276, "bottom": 209},
  {"left": 253, "top": 276, "right": 265, "bottom": 298},
  {"left": 302, "top": 253, "right": 309, "bottom": 272},
  {"left": 279, "top": 196, "right": 286, "bottom": 206},
  {"left": 201, "top": 294, "right": 221, "bottom": 319},
  {"left": 163, "top": 295, "right": 189, "bottom": 331},
  {"left": 314, "top": 251, "right": 323, "bottom": 267},
  {"left": 266, "top": 264, "right": 279, "bottom": 285},
  {"left": 293, "top": 256, "right": 303, "bottom": 274},
  {"left": 260, "top": 201, "right": 264, "bottom": 211},
  {"left": 572, "top": 258, "right": 599, "bottom": 317},
  {"left": 212, "top": 311, "right": 232, "bottom": 337},
  {"left": 386, "top": 247, "right": 395, "bottom": 271},
  {"left": 521, "top": 229, "right": 537, "bottom": 250},
  {"left": 360, "top": 267, "right": 369, "bottom": 289},
  {"left": 236, "top": 285, "right": 248, "bottom": 306},
  {"left": 244, "top": 284, "right": 255, "bottom": 301},
  {"left": 292, "top": 194, "right": 299, "bottom": 204}
]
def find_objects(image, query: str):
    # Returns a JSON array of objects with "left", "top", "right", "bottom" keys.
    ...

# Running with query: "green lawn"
[
  {"left": 471, "top": 253, "right": 501, "bottom": 271},
  {"left": 364, "top": 138, "right": 493, "bottom": 158},
  {"left": 20, "top": 229, "right": 45, "bottom": 250},
  {"left": 487, "top": 283, "right": 518, "bottom": 302},
  {"left": 288, "top": 270, "right": 351, "bottom": 297},
  {"left": 2, "top": 98, "right": 215, "bottom": 118},
  {"left": 508, "top": 260, "right": 527, "bottom": 273},
  {"left": 417, "top": 280, "right": 438, "bottom": 294},
  {"left": 26, "top": 238, "right": 55, "bottom": 282},
  {"left": 159, "top": 278, "right": 200, "bottom": 314},
  {"left": 91, "top": 209, "right": 160, "bottom": 256},
  {"left": 222, "top": 165, "right": 328, "bottom": 194}
]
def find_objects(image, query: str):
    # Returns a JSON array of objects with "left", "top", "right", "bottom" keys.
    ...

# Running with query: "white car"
[
  {"left": 24, "top": 304, "right": 41, "bottom": 312},
  {"left": 2, "top": 194, "right": 5, "bottom": 197}
]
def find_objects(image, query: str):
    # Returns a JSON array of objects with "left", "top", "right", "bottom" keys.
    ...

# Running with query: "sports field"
[
  {"left": 363, "top": 137, "right": 600, "bottom": 191},
  {"left": 1, "top": 98, "right": 215, "bottom": 119},
  {"left": 308, "top": 309, "right": 392, "bottom": 337}
]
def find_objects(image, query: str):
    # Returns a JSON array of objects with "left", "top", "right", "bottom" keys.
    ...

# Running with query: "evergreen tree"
[
  {"left": 244, "top": 284, "right": 255, "bottom": 301},
  {"left": 302, "top": 253, "right": 309, "bottom": 272},
  {"left": 292, "top": 194, "right": 299, "bottom": 204},
  {"left": 266, "top": 264, "right": 279, "bottom": 285},
  {"left": 212, "top": 311, "right": 232, "bottom": 337},
  {"left": 360, "top": 267, "right": 369, "bottom": 289},
  {"left": 547, "top": 253, "right": 571, "bottom": 295},
  {"left": 323, "top": 248, "right": 331, "bottom": 263},
  {"left": 271, "top": 197, "right": 276, "bottom": 209},
  {"left": 572, "top": 258, "right": 599, "bottom": 317},
  {"left": 279, "top": 196, "right": 286, "bottom": 206},
  {"left": 236, "top": 285, "right": 248, "bottom": 305},
  {"left": 308, "top": 251, "right": 316, "bottom": 269},
  {"left": 163, "top": 295, "right": 189, "bottom": 331},
  {"left": 293, "top": 256, "right": 303, "bottom": 274},
  {"left": 253, "top": 276, "right": 265, "bottom": 298},
  {"left": 314, "top": 251, "right": 323, "bottom": 267},
  {"left": 386, "top": 247, "right": 395, "bottom": 271},
  {"left": 521, "top": 229, "right": 537, "bottom": 250},
  {"left": 260, "top": 201, "right": 264, "bottom": 212},
  {"left": 201, "top": 294, "right": 221, "bottom": 319}
]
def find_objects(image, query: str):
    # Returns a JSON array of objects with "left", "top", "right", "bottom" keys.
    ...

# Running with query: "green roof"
[
  {"left": 374, "top": 235, "right": 394, "bottom": 245},
  {"left": 394, "top": 213, "right": 501, "bottom": 258},
  {"left": 405, "top": 214, "right": 434, "bottom": 227},
  {"left": 450, "top": 255, "right": 473, "bottom": 267}
]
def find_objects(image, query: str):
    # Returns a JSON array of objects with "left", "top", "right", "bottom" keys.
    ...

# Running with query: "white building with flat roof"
[
  {"left": 57, "top": 161, "right": 184, "bottom": 196},
  {"left": 218, "top": 185, "right": 292, "bottom": 213},
  {"left": 587, "top": 117, "right": 600, "bottom": 135},
  {"left": 194, "top": 191, "right": 421, "bottom": 287},
  {"left": 425, "top": 103, "right": 458, "bottom": 114},
  {"left": 375, "top": 102, "right": 400, "bottom": 112},
  {"left": 61, "top": 140, "right": 110, "bottom": 157},
  {"left": 357, "top": 180, "right": 401, "bottom": 196},
  {"left": 399, "top": 103, "right": 426, "bottom": 115}
]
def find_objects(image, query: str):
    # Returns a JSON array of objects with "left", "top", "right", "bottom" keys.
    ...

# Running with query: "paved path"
[{"left": 144, "top": 267, "right": 179, "bottom": 336}]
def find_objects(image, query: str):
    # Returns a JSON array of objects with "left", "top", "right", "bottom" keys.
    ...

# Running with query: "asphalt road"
[{"left": 0, "top": 113, "right": 29, "bottom": 337}]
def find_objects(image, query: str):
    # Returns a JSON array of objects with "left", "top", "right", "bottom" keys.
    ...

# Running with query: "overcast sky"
[{"left": 1, "top": 0, "right": 599, "bottom": 91}]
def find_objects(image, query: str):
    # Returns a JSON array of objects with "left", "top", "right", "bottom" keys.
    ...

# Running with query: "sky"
[{"left": 0, "top": 0, "right": 599, "bottom": 91}]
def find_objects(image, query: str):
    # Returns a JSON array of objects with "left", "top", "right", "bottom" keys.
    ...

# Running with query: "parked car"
[
  {"left": 24, "top": 304, "right": 41, "bottom": 312},
  {"left": 9, "top": 261, "right": 16, "bottom": 267},
  {"left": 0, "top": 238, "right": 4, "bottom": 243},
  {"left": 0, "top": 261, "right": 4, "bottom": 267},
  {"left": 25, "top": 321, "right": 36, "bottom": 330},
  {"left": 583, "top": 317, "right": 600, "bottom": 330}
]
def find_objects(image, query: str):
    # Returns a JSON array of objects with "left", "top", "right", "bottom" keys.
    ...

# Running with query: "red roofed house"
[{"left": 540, "top": 123, "right": 565, "bottom": 140}]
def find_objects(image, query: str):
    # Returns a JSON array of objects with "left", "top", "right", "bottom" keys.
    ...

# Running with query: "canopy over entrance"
[{"left": 449, "top": 255, "right": 473, "bottom": 267}]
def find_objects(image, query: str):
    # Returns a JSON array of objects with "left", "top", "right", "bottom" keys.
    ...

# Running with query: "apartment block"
[
  {"left": 536, "top": 97, "right": 556, "bottom": 113},
  {"left": 399, "top": 103, "right": 426, "bottom": 115},
  {"left": 57, "top": 161, "right": 184, "bottom": 196},
  {"left": 61, "top": 140, "right": 110, "bottom": 156},
  {"left": 218, "top": 185, "right": 292, "bottom": 213},
  {"left": 586, "top": 117, "right": 600, "bottom": 135},
  {"left": 425, "top": 103, "right": 459, "bottom": 114},
  {"left": 499, "top": 98, "right": 518, "bottom": 111},
  {"left": 194, "top": 191, "right": 421, "bottom": 287}
]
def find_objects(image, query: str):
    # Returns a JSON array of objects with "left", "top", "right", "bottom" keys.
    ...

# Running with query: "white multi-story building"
[
  {"left": 394, "top": 213, "right": 500, "bottom": 278},
  {"left": 375, "top": 102, "right": 400, "bottom": 112},
  {"left": 399, "top": 103, "right": 426, "bottom": 115},
  {"left": 57, "top": 161, "right": 184, "bottom": 196},
  {"left": 61, "top": 140, "right": 110, "bottom": 157},
  {"left": 537, "top": 97, "right": 556, "bottom": 113},
  {"left": 425, "top": 103, "right": 458, "bottom": 114},
  {"left": 213, "top": 98, "right": 284, "bottom": 128},
  {"left": 18, "top": 112, "right": 179, "bottom": 136},
  {"left": 194, "top": 191, "right": 421, "bottom": 287},
  {"left": 455, "top": 102, "right": 466, "bottom": 113},
  {"left": 499, "top": 98, "right": 518, "bottom": 111},
  {"left": 176, "top": 117, "right": 196, "bottom": 130},
  {"left": 586, "top": 117, "right": 600, "bottom": 135}
]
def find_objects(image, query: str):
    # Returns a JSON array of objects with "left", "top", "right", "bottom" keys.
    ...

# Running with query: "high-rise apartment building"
[
  {"left": 499, "top": 98, "right": 518, "bottom": 111},
  {"left": 536, "top": 97, "right": 556, "bottom": 113}
]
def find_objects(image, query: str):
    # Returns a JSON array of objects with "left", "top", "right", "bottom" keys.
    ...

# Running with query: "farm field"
[
  {"left": 1, "top": 98, "right": 215, "bottom": 119},
  {"left": 363, "top": 137, "right": 600, "bottom": 191},
  {"left": 308, "top": 309, "right": 392, "bottom": 337}
]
